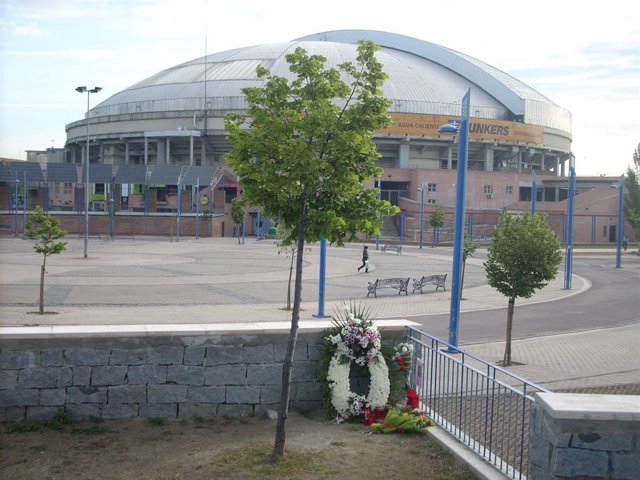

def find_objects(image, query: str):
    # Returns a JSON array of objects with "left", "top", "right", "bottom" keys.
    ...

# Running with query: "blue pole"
[
  {"left": 176, "top": 184, "right": 182, "bottom": 242},
  {"left": 419, "top": 185, "right": 424, "bottom": 248},
  {"left": 591, "top": 216, "right": 596, "bottom": 245},
  {"left": 195, "top": 178, "right": 200, "bottom": 239},
  {"left": 14, "top": 174, "right": 19, "bottom": 237},
  {"left": 22, "top": 171, "right": 27, "bottom": 239},
  {"left": 256, "top": 211, "right": 261, "bottom": 240},
  {"left": 446, "top": 88, "right": 470, "bottom": 350},
  {"left": 564, "top": 156, "right": 576, "bottom": 289},
  {"left": 313, "top": 238, "right": 330, "bottom": 318},
  {"left": 531, "top": 169, "right": 537, "bottom": 215},
  {"left": 616, "top": 175, "right": 624, "bottom": 268},
  {"left": 400, "top": 213, "right": 405, "bottom": 241},
  {"left": 376, "top": 178, "right": 381, "bottom": 251}
]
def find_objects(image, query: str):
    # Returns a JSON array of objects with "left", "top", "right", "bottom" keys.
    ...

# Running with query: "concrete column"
[
  {"left": 144, "top": 137, "right": 148, "bottom": 165},
  {"left": 200, "top": 137, "right": 207, "bottom": 165},
  {"left": 556, "top": 157, "right": 560, "bottom": 176},
  {"left": 166, "top": 138, "right": 171, "bottom": 164},
  {"left": 447, "top": 145, "right": 453, "bottom": 170},
  {"left": 399, "top": 140, "right": 410, "bottom": 168},
  {"left": 157, "top": 140, "right": 166, "bottom": 166},
  {"left": 484, "top": 146, "right": 494, "bottom": 172},
  {"left": 190, "top": 136, "right": 194, "bottom": 166},
  {"left": 561, "top": 158, "right": 566, "bottom": 177},
  {"left": 125, "top": 142, "right": 130, "bottom": 165}
]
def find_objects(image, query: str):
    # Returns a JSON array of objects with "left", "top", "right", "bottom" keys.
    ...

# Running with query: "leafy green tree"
[
  {"left": 624, "top": 143, "right": 640, "bottom": 248},
  {"left": 225, "top": 41, "right": 398, "bottom": 460},
  {"left": 230, "top": 197, "right": 246, "bottom": 244},
  {"left": 484, "top": 212, "right": 562, "bottom": 366},
  {"left": 460, "top": 232, "right": 477, "bottom": 300},
  {"left": 428, "top": 207, "right": 445, "bottom": 247},
  {"left": 25, "top": 206, "right": 67, "bottom": 315}
]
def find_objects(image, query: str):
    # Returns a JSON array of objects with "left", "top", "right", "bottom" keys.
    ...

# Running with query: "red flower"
[{"left": 406, "top": 388, "right": 419, "bottom": 409}]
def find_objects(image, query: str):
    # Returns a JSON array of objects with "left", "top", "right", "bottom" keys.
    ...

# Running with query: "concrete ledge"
[
  {"left": 536, "top": 392, "right": 640, "bottom": 422},
  {"left": 0, "top": 319, "right": 420, "bottom": 340}
]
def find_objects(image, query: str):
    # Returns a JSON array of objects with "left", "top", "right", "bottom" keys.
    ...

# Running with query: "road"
[{"left": 402, "top": 255, "right": 640, "bottom": 344}]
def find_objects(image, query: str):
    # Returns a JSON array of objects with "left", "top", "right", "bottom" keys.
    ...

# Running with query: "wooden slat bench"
[
  {"left": 381, "top": 244, "right": 403, "bottom": 254},
  {"left": 367, "top": 277, "right": 410, "bottom": 298},
  {"left": 412, "top": 274, "right": 447, "bottom": 293}
]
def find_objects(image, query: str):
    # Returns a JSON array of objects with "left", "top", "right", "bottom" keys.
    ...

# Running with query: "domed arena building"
[
  {"left": 9, "top": 30, "right": 626, "bottom": 244},
  {"left": 60, "top": 30, "right": 580, "bottom": 240}
]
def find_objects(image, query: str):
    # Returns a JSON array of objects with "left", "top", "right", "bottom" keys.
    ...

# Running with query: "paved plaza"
[{"left": 1, "top": 236, "right": 638, "bottom": 392}]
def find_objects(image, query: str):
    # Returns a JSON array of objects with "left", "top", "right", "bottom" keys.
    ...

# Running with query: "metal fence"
[{"left": 407, "top": 327, "right": 548, "bottom": 479}]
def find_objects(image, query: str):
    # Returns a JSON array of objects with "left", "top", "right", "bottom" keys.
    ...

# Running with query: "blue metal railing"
[{"left": 407, "top": 326, "right": 548, "bottom": 479}]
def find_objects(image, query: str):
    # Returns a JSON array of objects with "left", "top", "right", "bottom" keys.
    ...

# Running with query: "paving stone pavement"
[{"left": 1, "top": 236, "right": 638, "bottom": 393}]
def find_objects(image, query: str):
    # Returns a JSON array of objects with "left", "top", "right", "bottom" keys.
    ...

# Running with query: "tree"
[
  {"left": 460, "top": 232, "right": 477, "bottom": 300},
  {"left": 230, "top": 197, "right": 246, "bottom": 244},
  {"left": 484, "top": 212, "right": 562, "bottom": 366},
  {"left": 624, "top": 142, "right": 640, "bottom": 247},
  {"left": 428, "top": 207, "right": 444, "bottom": 247},
  {"left": 25, "top": 206, "right": 67, "bottom": 315},
  {"left": 225, "top": 41, "right": 398, "bottom": 460}
]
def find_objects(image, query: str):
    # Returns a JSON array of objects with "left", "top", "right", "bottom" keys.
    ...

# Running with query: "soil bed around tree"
[{"left": 0, "top": 412, "right": 477, "bottom": 480}]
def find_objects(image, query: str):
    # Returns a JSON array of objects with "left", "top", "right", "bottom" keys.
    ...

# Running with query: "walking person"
[{"left": 357, "top": 245, "right": 369, "bottom": 272}]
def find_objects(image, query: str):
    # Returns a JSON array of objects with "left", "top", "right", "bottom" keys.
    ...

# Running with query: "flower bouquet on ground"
[{"left": 369, "top": 407, "right": 432, "bottom": 434}]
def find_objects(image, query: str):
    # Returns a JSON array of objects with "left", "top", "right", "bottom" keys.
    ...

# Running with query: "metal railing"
[{"left": 407, "top": 326, "right": 548, "bottom": 479}]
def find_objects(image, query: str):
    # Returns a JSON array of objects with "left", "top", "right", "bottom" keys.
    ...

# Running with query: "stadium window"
[
  {"left": 427, "top": 183, "right": 437, "bottom": 192},
  {"left": 506, "top": 185, "right": 513, "bottom": 195},
  {"left": 483, "top": 185, "right": 493, "bottom": 195},
  {"left": 426, "top": 199, "right": 436, "bottom": 204}
]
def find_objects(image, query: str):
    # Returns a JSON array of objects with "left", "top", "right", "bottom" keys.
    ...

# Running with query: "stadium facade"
[{"left": 2, "top": 30, "right": 632, "bottom": 243}]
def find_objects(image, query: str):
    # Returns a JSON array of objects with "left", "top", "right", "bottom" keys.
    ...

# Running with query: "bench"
[
  {"left": 412, "top": 274, "right": 447, "bottom": 294},
  {"left": 367, "top": 277, "right": 410, "bottom": 298},
  {"left": 381, "top": 244, "right": 403, "bottom": 255}
]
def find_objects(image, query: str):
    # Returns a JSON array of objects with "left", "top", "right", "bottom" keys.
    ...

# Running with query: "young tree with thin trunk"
[
  {"left": 460, "top": 232, "right": 477, "bottom": 300},
  {"left": 25, "top": 206, "right": 67, "bottom": 315},
  {"left": 428, "top": 207, "right": 444, "bottom": 247},
  {"left": 225, "top": 41, "right": 398, "bottom": 461},
  {"left": 231, "top": 197, "right": 246, "bottom": 244},
  {"left": 624, "top": 142, "right": 640, "bottom": 250},
  {"left": 484, "top": 212, "right": 562, "bottom": 366}
]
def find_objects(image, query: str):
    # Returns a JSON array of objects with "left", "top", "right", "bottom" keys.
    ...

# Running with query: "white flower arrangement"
[{"left": 325, "top": 303, "right": 390, "bottom": 419}]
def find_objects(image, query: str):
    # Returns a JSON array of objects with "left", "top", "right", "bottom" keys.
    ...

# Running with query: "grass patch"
[
  {"left": 149, "top": 416, "right": 165, "bottom": 426},
  {"left": 6, "top": 409, "right": 109, "bottom": 436},
  {"left": 213, "top": 442, "right": 338, "bottom": 478}
]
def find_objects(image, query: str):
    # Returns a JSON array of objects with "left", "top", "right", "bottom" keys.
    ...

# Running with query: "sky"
[{"left": 1, "top": 0, "right": 638, "bottom": 176}]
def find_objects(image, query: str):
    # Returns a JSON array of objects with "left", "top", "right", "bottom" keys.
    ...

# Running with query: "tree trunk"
[
  {"left": 272, "top": 206, "right": 306, "bottom": 461},
  {"left": 503, "top": 296, "right": 515, "bottom": 365},
  {"left": 39, "top": 256, "right": 46, "bottom": 315},
  {"left": 286, "top": 253, "right": 294, "bottom": 310}
]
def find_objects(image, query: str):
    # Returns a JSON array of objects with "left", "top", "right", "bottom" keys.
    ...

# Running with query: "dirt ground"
[{"left": 0, "top": 412, "right": 476, "bottom": 480}]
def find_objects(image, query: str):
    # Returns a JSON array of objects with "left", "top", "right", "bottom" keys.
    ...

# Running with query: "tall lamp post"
[
  {"left": 418, "top": 183, "right": 425, "bottom": 248},
  {"left": 438, "top": 88, "right": 470, "bottom": 350},
  {"left": 564, "top": 154, "right": 576, "bottom": 289},
  {"left": 75, "top": 86, "right": 102, "bottom": 259},
  {"left": 616, "top": 175, "right": 625, "bottom": 269}
]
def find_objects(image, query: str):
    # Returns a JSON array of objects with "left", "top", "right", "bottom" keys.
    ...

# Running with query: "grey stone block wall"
[
  {"left": 0, "top": 330, "right": 406, "bottom": 421},
  {"left": 528, "top": 398, "right": 640, "bottom": 480}
]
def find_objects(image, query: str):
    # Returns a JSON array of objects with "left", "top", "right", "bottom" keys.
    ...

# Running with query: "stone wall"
[
  {"left": 528, "top": 392, "right": 640, "bottom": 480},
  {"left": 0, "top": 325, "right": 407, "bottom": 422}
]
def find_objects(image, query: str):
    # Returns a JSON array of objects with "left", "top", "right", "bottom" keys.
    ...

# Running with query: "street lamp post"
[
  {"left": 75, "top": 86, "right": 102, "bottom": 259},
  {"left": 419, "top": 183, "right": 425, "bottom": 249},
  {"left": 564, "top": 154, "right": 576, "bottom": 289},
  {"left": 438, "top": 88, "right": 470, "bottom": 350},
  {"left": 531, "top": 169, "right": 537, "bottom": 215},
  {"left": 616, "top": 175, "right": 625, "bottom": 269}
]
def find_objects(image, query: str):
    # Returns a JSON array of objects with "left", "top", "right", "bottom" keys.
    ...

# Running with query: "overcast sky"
[{"left": 1, "top": 0, "right": 638, "bottom": 176}]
